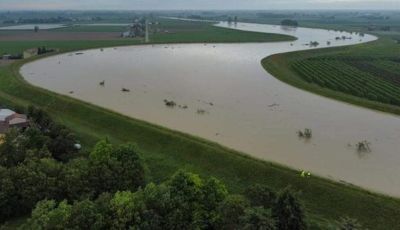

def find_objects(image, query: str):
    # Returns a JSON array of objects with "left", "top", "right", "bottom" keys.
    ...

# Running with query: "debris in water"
[
  {"left": 197, "top": 109, "right": 208, "bottom": 115},
  {"left": 99, "top": 80, "right": 105, "bottom": 86},
  {"left": 69, "top": 91, "right": 74, "bottom": 94},
  {"left": 164, "top": 99, "right": 176, "bottom": 108},
  {"left": 268, "top": 103, "right": 280, "bottom": 108},
  {"left": 122, "top": 88, "right": 130, "bottom": 92},
  {"left": 297, "top": 128, "right": 312, "bottom": 139},
  {"left": 356, "top": 140, "right": 371, "bottom": 153}
]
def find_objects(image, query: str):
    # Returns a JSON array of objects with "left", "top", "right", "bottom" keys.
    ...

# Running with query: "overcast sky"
[{"left": 0, "top": 0, "right": 399, "bottom": 10}]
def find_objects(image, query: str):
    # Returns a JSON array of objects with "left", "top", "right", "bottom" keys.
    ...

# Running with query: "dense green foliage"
[
  {"left": 0, "top": 108, "right": 145, "bottom": 223},
  {"left": 21, "top": 170, "right": 307, "bottom": 230},
  {"left": 281, "top": 19, "right": 298, "bottom": 27}
]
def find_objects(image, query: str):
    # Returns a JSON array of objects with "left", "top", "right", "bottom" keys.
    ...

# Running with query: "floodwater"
[
  {"left": 21, "top": 22, "right": 400, "bottom": 197},
  {"left": 0, "top": 24, "right": 66, "bottom": 30}
]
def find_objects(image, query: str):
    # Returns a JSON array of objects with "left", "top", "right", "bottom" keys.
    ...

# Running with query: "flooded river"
[{"left": 21, "top": 22, "right": 400, "bottom": 197}]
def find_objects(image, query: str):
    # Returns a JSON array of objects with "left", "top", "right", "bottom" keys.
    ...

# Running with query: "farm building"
[
  {"left": 0, "top": 109, "right": 29, "bottom": 134},
  {"left": 121, "top": 19, "right": 146, "bottom": 38},
  {"left": 2, "top": 54, "right": 11, "bottom": 60},
  {"left": 23, "top": 48, "right": 39, "bottom": 59}
]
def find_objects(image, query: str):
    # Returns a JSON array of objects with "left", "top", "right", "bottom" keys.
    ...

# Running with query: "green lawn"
[{"left": 1, "top": 20, "right": 400, "bottom": 229}]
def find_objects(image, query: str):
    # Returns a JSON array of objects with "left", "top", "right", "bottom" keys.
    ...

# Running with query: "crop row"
[{"left": 291, "top": 58, "right": 400, "bottom": 106}]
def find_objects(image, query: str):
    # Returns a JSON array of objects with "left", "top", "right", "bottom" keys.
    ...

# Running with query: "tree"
[
  {"left": 272, "top": 187, "right": 306, "bottom": 230},
  {"left": 46, "top": 123, "right": 77, "bottom": 161},
  {"left": 109, "top": 191, "right": 138, "bottom": 229},
  {"left": 0, "top": 128, "right": 28, "bottom": 167},
  {"left": 59, "top": 158, "right": 92, "bottom": 200},
  {"left": 245, "top": 184, "right": 276, "bottom": 208},
  {"left": 24, "top": 200, "right": 71, "bottom": 230},
  {"left": 337, "top": 217, "right": 362, "bottom": 230},
  {"left": 201, "top": 177, "right": 228, "bottom": 227},
  {"left": 67, "top": 199, "right": 105, "bottom": 230},
  {"left": 166, "top": 170, "right": 205, "bottom": 229},
  {"left": 281, "top": 19, "right": 299, "bottom": 27},
  {"left": 26, "top": 106, "right": 78, "bottom": 161},
  {"left": 240, "top": 207, "right": 276, "bottom": 230},
  {"left": 87, "top": 141, "right": 145, "bottom": 197},
  {"left": 0, "top": 167, "right": 17, "bottom": 222},
  {"left": 11, "top": 158, "right": 63, "bottom": 214},
  {"left": 217, "top": 195, "right": 249, "bottom": 229},
  {"left": 112, "top": 143, "right": 146, "bottom": 190}
]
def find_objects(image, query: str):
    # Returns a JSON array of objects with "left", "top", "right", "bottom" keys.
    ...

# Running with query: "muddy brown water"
[{"left": 21, "top": 22, "right": 400, "bottom": 197}]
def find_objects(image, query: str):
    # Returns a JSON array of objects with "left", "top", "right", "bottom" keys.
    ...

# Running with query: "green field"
[
  {"left": 1, "top": 18, "right": 400, "bottom": 229},
  {"left": 0, "top": 40, "right": 141, "bottom": 56},
  {"left": 263, "top": 33, "right": 400, "bottom": 115},
  {"left": 150, "top": 19, "right": 296, "bottom": 43},
  {"left": 52, "top": 25, "right": 128, "bottom": 32}
]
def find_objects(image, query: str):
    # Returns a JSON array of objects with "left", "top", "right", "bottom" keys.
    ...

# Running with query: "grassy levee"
[
  {"left": 1, "top": 28, "right": 400, "bottom": 229},
  {"left": 0, "top": 40, "right": 142, "bottom": 55},
  {"left": 262, "top": 36, "right": 400, "bottom": 116}
]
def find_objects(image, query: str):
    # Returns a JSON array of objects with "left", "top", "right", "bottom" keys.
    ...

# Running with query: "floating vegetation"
[
  {"left": 297, "top": 128, "right": 312, "bottom": 139},
  {"left": 309, "top": 41, "right": 320, "bottom": 47},
  {"left": 164, "top": 99, "right": 176, "bottom": 108},
  {"left": 356, "top": 140, "right": 371, "bottom": 153},
  {"left": 268, "top": 103, "right": 280, "bottom": 108},
  {"left": 121, "top": 88, "right": 130, "bottom": 92},
  {"left": 197, "top": 109, "right": 208, "bottom": 115}
]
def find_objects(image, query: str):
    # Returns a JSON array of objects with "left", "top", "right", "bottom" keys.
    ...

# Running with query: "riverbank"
[
  {"left": 1, "top": 22, "right": 400, "bottom": 229},
  {"left": 262, "top": 35, "right": 400, "bottom": 116}
]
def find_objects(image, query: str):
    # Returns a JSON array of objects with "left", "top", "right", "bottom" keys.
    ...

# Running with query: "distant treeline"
[
  {"left": 281, "top": 19, "right": 299, "bottom": 27},
  {"left": 3, "top": 16, "right": 72, "bottom": 24}
]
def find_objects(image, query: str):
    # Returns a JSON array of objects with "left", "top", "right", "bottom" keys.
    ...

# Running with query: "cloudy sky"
[{"left": 0, "top": 0, "right": 399, "bottom": 10}]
